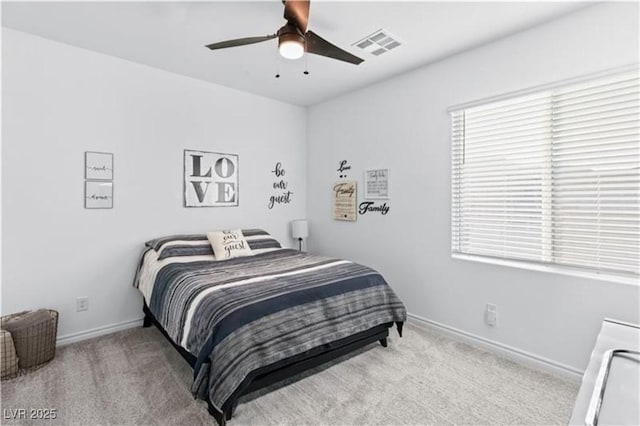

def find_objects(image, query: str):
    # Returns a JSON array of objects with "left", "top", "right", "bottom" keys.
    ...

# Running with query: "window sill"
[{"left": 451, "top": 253, "right": 639, "bottom": 286}]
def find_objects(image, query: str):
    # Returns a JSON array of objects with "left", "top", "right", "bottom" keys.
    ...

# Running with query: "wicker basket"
[
  {"left": 1, "top": 329, "right": 20, "bottom": 379},
  {"left": 1, "top": 309, "right": 58, "bottom": 376}
]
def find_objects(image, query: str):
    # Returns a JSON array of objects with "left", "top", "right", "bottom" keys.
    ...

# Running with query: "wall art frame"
[
  {"left": 333, "top": 181, "right": 357, "bottom": 221},
  {"left": 85, "top": 151, "right": 114, "bottom": 180},
  {"left": 184, "top": 149, "right": 239, "bottom": 207},
  {"left": 85, "top": 180, "right": 113, "bottom": 209},
  {"left": 364, "top": 168, "right": 390, "bottom": 199}
]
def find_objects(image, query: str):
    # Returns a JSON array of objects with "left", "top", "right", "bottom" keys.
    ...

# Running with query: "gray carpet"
[{"left": 1, "top": 323, "right": 578, "bottom": 425}]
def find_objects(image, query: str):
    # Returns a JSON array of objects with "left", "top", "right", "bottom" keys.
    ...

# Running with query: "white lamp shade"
[{"left": 291, "top": 219, "right": 309, "bottom": 239}]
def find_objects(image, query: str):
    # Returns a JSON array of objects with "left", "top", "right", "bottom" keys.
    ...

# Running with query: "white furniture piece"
[
  {"left": 291, "top": 219, "right": 308, "bottom": 251},
  {"left": 569, "top": 318, "right": 640, "bottom": 426}
]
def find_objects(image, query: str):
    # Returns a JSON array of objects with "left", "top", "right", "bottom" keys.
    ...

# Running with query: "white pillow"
[{"left": 207, "top": 229, "right": 253, "bottom": 260}]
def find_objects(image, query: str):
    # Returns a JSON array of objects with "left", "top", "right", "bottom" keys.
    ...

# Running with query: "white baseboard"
[
  {"left": 407, "top": 312, "right": 583, "bottom": 381},
  {"left": 56, "top": 317, "right": 144, "bottom": 346},
  {"left": 54, "top": 313, "right": 584, "bottom": 381}
]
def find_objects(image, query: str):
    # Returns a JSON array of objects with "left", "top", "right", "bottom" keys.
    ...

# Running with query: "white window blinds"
[{"left": 451, "top": 70, "right": 639, "bottom": 278}]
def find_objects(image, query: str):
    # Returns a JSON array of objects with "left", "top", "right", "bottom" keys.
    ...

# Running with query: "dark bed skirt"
[{"left": 142, "top": 303, "right": 401, "bottom": 425}]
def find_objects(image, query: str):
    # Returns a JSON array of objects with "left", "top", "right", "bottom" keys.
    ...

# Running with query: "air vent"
[{"left": 353, "top": 29, "right": 402, "bottom": 57}]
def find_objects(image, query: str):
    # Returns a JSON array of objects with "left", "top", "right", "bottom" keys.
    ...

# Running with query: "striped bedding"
[{"left": 133, "top": 230, "right": 407, "bottom": 416}]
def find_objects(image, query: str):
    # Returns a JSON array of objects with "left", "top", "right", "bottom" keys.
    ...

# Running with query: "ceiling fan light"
[
  {"left": 278, "top": 33, "right": 305, "bottom": 60},
  {"left": 279, "top": 40, "right": 304, "bottom": 60}
]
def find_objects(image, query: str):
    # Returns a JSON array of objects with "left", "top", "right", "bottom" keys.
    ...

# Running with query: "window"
[{"left": 451, "top": 70, "right": 639, "bottom": 280}]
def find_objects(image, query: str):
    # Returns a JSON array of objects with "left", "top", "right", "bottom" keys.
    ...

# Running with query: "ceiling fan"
[{"left": 205, "top": 0, "right": 363, "bottom": 65}]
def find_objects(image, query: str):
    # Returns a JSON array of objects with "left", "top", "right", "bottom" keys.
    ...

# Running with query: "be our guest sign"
[
  {"left": 268, "top": 162, "right": 293, "bottom": 209},
  {"left": 184, "top": 149, "right": 239, "bottom": 207}
]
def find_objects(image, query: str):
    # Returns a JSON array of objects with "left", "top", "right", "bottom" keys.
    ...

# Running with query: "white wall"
[
  {"left": 2, "top": 3, "right": 638, "bottom": 373},
  {"left": 1, "top": 28, "right": 307, "bottom": 339},
  {"left": 307, "top": 3, "right": 639, "bottom": 373}
]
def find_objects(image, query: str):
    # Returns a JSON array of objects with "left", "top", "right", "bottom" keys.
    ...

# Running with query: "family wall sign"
[{"left": 184, "top": 149, "right": 239, "bottom": 207}]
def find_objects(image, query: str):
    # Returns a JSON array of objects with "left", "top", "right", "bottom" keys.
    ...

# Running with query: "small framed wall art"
[
  {"left": 364, "top": 168, "right": 390, "bottom": 199},
  {"left": 85, "top": 151, "right": 114, "bottom": 180},
  {"left": 85, "top": 181, "right": 113, "bottom": 209}
]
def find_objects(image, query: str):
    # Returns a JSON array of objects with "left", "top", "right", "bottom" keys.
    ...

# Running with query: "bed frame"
[{"left": 142, "top": 303, "right": 401, "bottom": 425}]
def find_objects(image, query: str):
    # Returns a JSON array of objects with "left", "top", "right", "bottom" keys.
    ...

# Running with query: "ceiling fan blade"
[
  {"left": 305, "top": 31, "right": 364, "bottom": 65},
  {"left": 283, "top": 0, "right": 310, "bottom": 33},
  {"left": 206, "top": 34, "right": 277, "bottom": 50}
]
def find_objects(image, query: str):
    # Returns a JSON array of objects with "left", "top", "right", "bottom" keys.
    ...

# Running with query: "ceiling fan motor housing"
[{"left": 278, "top": 24, "right": 306, "bottom": 49}]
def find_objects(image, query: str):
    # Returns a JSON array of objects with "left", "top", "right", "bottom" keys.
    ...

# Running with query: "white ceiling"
[{"left": 2, "top": 1, "right": 590, "bottom": 106}]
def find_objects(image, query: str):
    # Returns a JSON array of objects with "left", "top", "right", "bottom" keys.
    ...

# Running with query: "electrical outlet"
[
  {"left": 76, "top": 297, "right": 89, "bottom": 312},
  {"left": 486, "top": 303, "right": 497, "bottom": 327}
]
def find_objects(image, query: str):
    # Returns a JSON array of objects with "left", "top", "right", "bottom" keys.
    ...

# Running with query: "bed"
[{"left": 133, "top": 229, "right": 407, "bottom": 425}]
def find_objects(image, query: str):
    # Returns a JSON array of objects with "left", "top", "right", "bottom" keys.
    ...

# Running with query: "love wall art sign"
[{"left": 184, "top": 149, "right": 239, "bottom": 207}]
